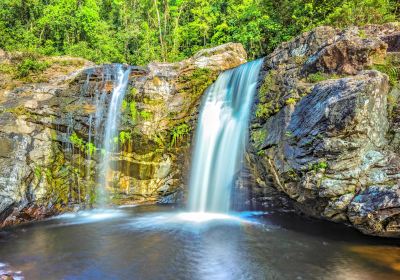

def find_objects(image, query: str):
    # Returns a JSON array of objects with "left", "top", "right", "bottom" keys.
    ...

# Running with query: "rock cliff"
[
  {"left": 248, "top": 23, "right": 400, "bottom": 237},
  {"left": 0, "top": 43, "right": 246, "bottom": 226}
]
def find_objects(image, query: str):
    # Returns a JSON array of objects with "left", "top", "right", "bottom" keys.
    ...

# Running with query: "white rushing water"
[
  {"left": 188, "top": 59, "right": 263, "bottom": 213},
  {"left": 98, "top": 65, "right": 131, "bottom": 205}
]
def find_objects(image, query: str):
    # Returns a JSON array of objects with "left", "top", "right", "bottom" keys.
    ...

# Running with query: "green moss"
[
  {"left": 69, "top": 131, "right": 97, "bottom": 156},
  {"left": 178, "top": 67, "right": 217, "bottom": 101},
  {"left": 256, "top": 150, "right": 265, "bottom": 156},
  {"left": 129, "top": 101, "right": 137, "bottom": 123},
  {"left": 152, "top": 133, "right": 166, "bottom": 149},
  {"left": 285, "top": 97, "right": 297, "bottom": 105},
  {"left": 358, "top": 30, "right": 367, "bottom": 39},
  {"left": 139, "top": 110, "right": 153, "bottom": 120},
  {"left": 307, "top": 72, "right": 327, "bottom": 83},
  {"left": 55, "top": 59, "right": 85, "bottom": 67},
  {"left": 255, "top": 70, "right": 281, "bottom": 120},
  {"left": 130, "top": 87, "right": 138, "bottom": 97},
  {"left": 309, "top": 161, "right": 329, "bottom": 172},
  {"left": 143, "top": 97, "right": 163, "bottom": 106},
  {"left": 285, "top": 168, "right": 299, "bottom": 181},
  {"left": 121, "top": 100, "right": 128, "bottom": 111},
  {"left": 306, "top": 72, "right": 344, "bottom": 83},
  {"left": 0, "top": 63, "right": 15, "bottom": 75},
  {"left": 251, "top": 129, "right": 267, "bottom": 150}
]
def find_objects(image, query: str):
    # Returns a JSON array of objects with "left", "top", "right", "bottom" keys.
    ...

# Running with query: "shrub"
[{"left": 16, "top": 58, "right": 50, "bottom": 78}]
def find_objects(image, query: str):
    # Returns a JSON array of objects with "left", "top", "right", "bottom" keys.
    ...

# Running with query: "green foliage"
[
  {"left": 130, "top": 87, "right": 138, "bottom": 97},
  {"left": 130, "top": 101, "right": 137, "bottom": 123},
  {"left": 85, "top": 142, "right": 96, "bottom": 156},
  {"left": 1, "top": 0, "right": 397, "bottom": 65},
  {"left": 119, "top": 131, "right": 132, "bottom": 145},
  {"left": 70, "top": 131, "right": 96, "bottom": 155},
  {"left": 252, "top": 129, "right": 267, "bottom": 149},
  {"left": 307, "top": 72, "right": 327, "bottom": 83},
  {"left": 373, "top": 57, "right": 400, "bottom": 86},
  {"left": 139, "top": 110, "right": 153, "bottom": 120},
  {"left": 310, "top": 161, "right": 329, "bottom": 172},
  {"left": 170, "top": 123, "right": 191, "bottom": 147},
  {"left": 69, "top": 132, "right": 85, "bottom": 151},
  {"left": 257, "top": 150, "right": 265, "bottom": 156},
  {"left": 358, "top": 30, "right": 367, "bottom": 39},
  {"left": 285, "top": 97, "right": 297, "bottom": 105},
  {"left": 121, "top": 100, "right": 128, "bottom": 111},
  {"left": 16, "top": 58, "right": 50, "bottom": 78},
  {"left": 307, "top": 72, "right": 344, "bottom": 83}
]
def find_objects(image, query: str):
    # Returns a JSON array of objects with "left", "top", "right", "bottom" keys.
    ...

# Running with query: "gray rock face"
[{"left": 250, "top": 23, "right": 400, "bottom": 237}]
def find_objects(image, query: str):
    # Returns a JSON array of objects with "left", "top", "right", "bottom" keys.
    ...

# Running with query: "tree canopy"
[{"left": 0, "top": 0, "right": 399, "bottom": 65}]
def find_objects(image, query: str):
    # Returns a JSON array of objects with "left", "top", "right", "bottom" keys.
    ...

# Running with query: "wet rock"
[
  {"left": 0, "top": 43, "right": 246, "bottom": 225},
  {"left": 250, "top": 23, "right": 400, "bottom": 237},
  {"left": 305, "top": 30, "right": 387, "bottom": 74},
  {"left": 348, "top": 185, "right": 400, "bottom": 237}
]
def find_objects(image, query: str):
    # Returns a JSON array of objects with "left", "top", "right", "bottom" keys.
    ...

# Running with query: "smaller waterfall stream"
[
  {"left": 188, "top": 59, "right": 263, "bottom": 213},
  {"left": 97, "top": 65, "right": 131, "bottom": 205}
]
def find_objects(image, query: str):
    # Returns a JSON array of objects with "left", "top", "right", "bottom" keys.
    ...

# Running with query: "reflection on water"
[
  {"left": 0, "top": 205, "right": 399, "bottom": 280},
  {"left": 349, "top": 246, "right": 400, "bottom": 272}
]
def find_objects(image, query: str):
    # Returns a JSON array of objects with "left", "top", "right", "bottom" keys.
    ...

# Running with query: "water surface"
[{"left": 0, "top": 205, "right": 400, "bottom": 280}]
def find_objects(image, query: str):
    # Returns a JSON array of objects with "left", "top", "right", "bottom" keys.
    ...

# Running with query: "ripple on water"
[
  {"left": 50, "top": 209, "right": 127, "bottom": 226},
  {"left": 119, "top": 211, "right": 270, "bottom": 234}
]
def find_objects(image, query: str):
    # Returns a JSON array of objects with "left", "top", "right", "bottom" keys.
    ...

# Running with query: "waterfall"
[
  {"left": 97, "top": 64, "right": 131, "bottom": 205},
  {"left": 188, "top": 59, "right": 263, "bottom": 213}
]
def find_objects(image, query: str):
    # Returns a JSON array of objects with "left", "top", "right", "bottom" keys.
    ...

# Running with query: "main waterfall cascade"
[
  {"left": 96, "top": 64, "right": 131, "bottom": 204},
  {"left": 188, "top": 59, "right": 264, "bottom": 213}
]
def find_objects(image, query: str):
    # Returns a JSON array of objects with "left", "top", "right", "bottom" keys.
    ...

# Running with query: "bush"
[{"left": 16, "top": 58, "right": 50, "bottom": 78}]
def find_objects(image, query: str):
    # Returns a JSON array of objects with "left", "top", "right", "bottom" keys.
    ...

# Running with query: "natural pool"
[{"left": 0, "top": 205, "right": 399, "bottom": 280}]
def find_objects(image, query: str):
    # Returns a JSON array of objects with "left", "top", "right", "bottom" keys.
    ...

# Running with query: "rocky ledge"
[
  {"left": 248, "top": 23, "right": 400, "bottom": 237},
  {"left": 0, "top": 43, "right": 246, "bottom": 227}
]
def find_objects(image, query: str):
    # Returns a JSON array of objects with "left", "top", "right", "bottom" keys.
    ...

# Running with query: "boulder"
[{"left": 250, "top": 23, "right": 400, "bottom": 237}]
